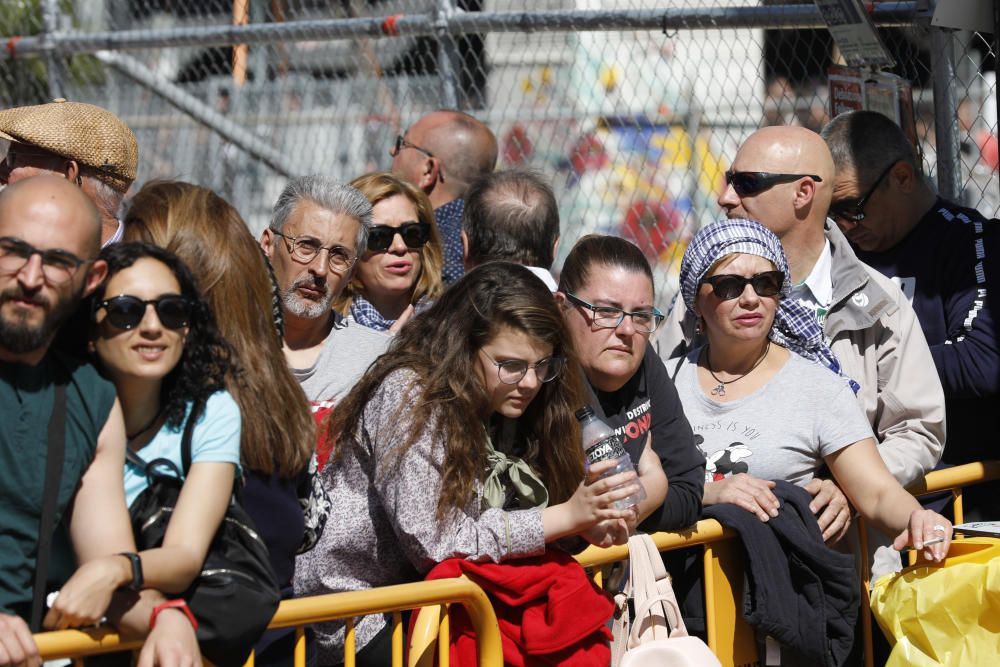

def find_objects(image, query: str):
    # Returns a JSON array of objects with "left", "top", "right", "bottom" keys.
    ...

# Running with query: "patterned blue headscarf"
[{"left": 679, "top": 218, "right": 859, "bottom": 393}]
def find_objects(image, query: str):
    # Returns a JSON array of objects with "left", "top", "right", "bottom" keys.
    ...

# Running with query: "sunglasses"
[
  {"left": 828, "top": 160, "right": 898, "bottom": 224},
  {"left": 725, "top": 171, "right": 822, "bottom": 197},
  {"left": 97, "top": 295, "right": 192, "bottom": 330},
  {"left": 700, "top": 270, "right": 785, "bottom": 300},
  {"left": 367, "top": 222, "right": 431, "bottom": 252}
]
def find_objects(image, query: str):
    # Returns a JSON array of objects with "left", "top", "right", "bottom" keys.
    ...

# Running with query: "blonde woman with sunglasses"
[{"left": 333, "top": 172, "right": 444, "bottom": 333}]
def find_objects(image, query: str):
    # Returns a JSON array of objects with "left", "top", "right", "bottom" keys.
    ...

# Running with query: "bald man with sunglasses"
[{"left": 659, "top": 126, "right": 944, "bottom": 545}]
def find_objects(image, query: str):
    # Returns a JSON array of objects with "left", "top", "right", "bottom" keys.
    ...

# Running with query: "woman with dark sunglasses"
[
  {"left": 332, "top": 172, "right": 444, "bottom": 333},
  {"left": 52, "top": 242, "right": 241, "bottom": 621},
  {"left": 557, "top": 235, "right": 704, "bottom": 533},
  {"left": 674, "top": 218, "right": 952, "bottom": 560},
  {"left": 296, "top": 263, "right": 639, "bottom": 666}
]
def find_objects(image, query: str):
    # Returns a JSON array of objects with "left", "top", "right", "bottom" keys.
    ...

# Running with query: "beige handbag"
[{"left": 611, "top": 534, "right": 723, "bottom": 667}]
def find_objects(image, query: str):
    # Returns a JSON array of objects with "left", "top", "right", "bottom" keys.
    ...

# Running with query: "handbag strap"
[
  {"left": 31, "top": 383, "right": 67, "bottom": 632},
  {"left": 626, "top": 534, "right": 689, "bottom": 646},
  {"left": 180, "top": 399, "right": 206, "bottom": 475}
]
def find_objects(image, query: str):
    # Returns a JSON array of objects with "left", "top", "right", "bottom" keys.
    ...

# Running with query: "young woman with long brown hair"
[{"left": 295, "top": 262, "right": 640, "bottom": 666}]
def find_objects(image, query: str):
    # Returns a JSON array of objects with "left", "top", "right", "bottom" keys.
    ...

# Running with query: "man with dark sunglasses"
[
  {"left": 391, "top": 110, "right": 498, "bottom": 286},
  {"left": 824, "top": 110, "right": 1000, "bottom": 520},
  {"left": 0, "top": 176, "right": 199, "bottom": 666},
  {"left": 461, "top": 168, "right": 561, "bottom": 291},
  {"left": 660, "top": 125, "right": 944, "bottom": 545},
  {"left": 260, "top": 176, "right": 389, "bottom": 412}
]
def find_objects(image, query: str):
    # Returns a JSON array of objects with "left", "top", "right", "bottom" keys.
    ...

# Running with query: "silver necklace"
[{"left": 705, "top": 341, "right": 770, "bottom": 397}]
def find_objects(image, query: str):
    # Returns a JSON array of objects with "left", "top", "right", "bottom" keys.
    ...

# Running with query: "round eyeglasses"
[
  {"left": 271, "top": 230, "right": 357, "bottom": 273},
  {"left": 480, "top": 349, "right": 565, "bottom": 385},
  {"left": 564, "top": 292, "right": 664, "bottom": 334}
]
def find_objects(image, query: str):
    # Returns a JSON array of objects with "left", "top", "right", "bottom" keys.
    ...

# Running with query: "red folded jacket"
[{"left": 412, "top": 549, "right": 613, "bottom": 666}]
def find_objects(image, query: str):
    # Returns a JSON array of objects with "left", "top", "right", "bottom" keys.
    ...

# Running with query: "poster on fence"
[{"left": 827, "top": 66, "right": 919, "bottom": 170}]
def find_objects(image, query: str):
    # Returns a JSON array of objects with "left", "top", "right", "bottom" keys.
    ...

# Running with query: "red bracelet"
[{"left": 149, "top": 599, "right": 198, "bottom": 631}]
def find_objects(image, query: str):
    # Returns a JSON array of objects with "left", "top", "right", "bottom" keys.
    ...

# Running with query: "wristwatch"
[{"left": 117, "top": 551, "right": 144, "bottom": 592}]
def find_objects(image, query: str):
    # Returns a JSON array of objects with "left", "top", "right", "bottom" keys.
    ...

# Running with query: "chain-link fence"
[{"left": 1, "top": 1, "right": 997, "bottom": 308}]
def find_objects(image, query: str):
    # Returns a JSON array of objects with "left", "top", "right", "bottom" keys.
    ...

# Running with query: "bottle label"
[{"left": 586, "top": 434, "right": 627, "bottom": 464}]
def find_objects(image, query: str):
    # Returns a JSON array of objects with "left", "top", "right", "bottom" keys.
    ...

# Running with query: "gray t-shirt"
[
  {"left": 293, "top": 315, "right": 390, "bottom": 407},
  {"left": 675, "top": 349, "right": 873, "bottom": 487}
]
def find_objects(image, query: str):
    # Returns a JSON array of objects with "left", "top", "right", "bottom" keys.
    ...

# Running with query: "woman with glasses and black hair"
[
  {"left": 557, "top": 234, "right": 702, "bottom": 532},
  {"left": 673, "top": 218, "right": 951, "bottom": 560},
  {"left": 48, "top": 241, "right": 239, "bottom": 628},
  {"left": 296, "top": 262, "right": 640, "bottom": 666},
  {"left": 332, "top": 172, "right": 444, "bottom": 333}
]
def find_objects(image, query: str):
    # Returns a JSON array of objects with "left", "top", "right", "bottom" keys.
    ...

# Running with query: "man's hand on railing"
[
  {"left": 137, "top": 606, "right": 200, "bottom": 667},
  {"left": 804, "top": 478, "right": 852, "bottom": 544},
  {"left": 0, "top": 613, "right": 40, "bottom": 667}
]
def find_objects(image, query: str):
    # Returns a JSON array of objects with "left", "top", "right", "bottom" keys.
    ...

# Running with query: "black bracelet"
[{"left": 117, "top": 551, "right": 144, "bottom": 592}]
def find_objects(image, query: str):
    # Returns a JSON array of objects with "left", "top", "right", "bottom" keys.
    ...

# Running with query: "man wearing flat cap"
[{"left": 0, "top": 98, "right": 139, "bottom": 247}]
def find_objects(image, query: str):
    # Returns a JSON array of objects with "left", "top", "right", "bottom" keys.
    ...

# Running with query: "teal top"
[{"left": 0, "top": 352, "right": 117, "bottom": 618}]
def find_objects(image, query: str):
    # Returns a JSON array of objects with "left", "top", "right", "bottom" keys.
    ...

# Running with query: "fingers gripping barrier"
[
  {"left": 33, "top": 578, "right": 503, "bottom": 667},
  {"left": 31, "top": 461, "right": 1000, "bottom": 667}
]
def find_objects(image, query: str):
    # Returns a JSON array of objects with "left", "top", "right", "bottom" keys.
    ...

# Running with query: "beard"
[
  {"left": 0, "top": 283, "right": 83, "bottom": 355},
  {"left": 280, "top": 275, "right": 334, "bottom": 319}
]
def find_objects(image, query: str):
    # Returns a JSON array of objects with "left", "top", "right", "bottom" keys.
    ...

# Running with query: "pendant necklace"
[
  {"left": 127, "top": 408, "right": 163, "bottom": 441},
  {"left": 705, "top": 341, "right": 771, "bottom": 397}
]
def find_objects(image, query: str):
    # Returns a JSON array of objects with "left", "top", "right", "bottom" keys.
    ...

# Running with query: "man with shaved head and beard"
[
  {"left": 391, "top": 110, "right": 498, "bottom": 285},
  {"left": 660, "top": 126, "right": 944, "bottom": 544},
  {"left": 0, "top": 176, "right": 199, "bottom": 666}
]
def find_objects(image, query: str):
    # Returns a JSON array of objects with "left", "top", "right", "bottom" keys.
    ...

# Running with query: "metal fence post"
[
  {"left": 435, "top": 0, "right": 460, "bottom": 109},
  {"left": 41, "top": 0, "right": 63, "bottom": 99},
  {"left": 930, "top": 25, "right": 962, "bottom": 202}
]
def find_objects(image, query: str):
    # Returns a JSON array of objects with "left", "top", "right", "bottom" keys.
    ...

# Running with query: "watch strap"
[{"left": 117, "top": 551, "right": 143, "bottom": 592}]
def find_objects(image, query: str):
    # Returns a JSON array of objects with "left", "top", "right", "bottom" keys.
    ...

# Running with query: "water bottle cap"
[{"left": 575, "top": 406, "right": 595, "bottom": 422}]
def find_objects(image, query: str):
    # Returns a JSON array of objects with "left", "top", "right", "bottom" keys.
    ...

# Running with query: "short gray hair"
[
  {"left": 88, "top": 176, "right": 125, "bottom": 220},
  {"left": 269, "top": 175, "right": 373, "bottom": 254}
]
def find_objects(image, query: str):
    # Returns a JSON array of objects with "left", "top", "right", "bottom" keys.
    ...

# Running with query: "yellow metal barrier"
[
  {"left": 32, "top": 461, "right": 1000, "bottom": 667},
  {"left": 35, "top": 578, "right": 504, "bottom": 667}
]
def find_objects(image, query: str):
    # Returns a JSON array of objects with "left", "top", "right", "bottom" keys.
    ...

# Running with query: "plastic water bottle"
[{"left": 575, "top": 406, "right": 646, "bottom": 510}]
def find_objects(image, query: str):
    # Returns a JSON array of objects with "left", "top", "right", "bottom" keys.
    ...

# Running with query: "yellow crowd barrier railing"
[
  {"left": 34, "top": 578, "right": 503, "bottom": 667},
  {"left": 32, "top": 461, "right": 1000, "bottom": 667}
]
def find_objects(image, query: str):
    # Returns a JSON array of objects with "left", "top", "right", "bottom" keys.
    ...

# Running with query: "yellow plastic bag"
[{"left": 870, "top": 538, "right": 1000, "bottom": 666}]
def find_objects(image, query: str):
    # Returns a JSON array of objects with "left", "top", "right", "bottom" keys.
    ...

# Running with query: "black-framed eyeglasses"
[
  {"left": 96, "top": 294, "right": 192, "bottom": 330},
  {"left": 389, "top": 134, "right": 435, "bottom": 159},
  {"left": 0, "top": 235, "right": 89, "bottom": 285},
  {"left": 480, "top": 349, "right": 565, "bottom": 385},
  {"left": 564, "top": 292, "right": 664, "bottom": 334},
  {"left": 271, "top": 230, "right": 357, "bottom": 273},
  {"left": 367, "top": 221, "right": 432, "bottom": 252},
  {"left": 700, "top": 270, "right": 785, "bottom": 301},
  {"left": 828, "top": 160, "right": 898, "bottom": 224},
  {"left": 725, "top": 171, "right": 823, "bottom": 197}
]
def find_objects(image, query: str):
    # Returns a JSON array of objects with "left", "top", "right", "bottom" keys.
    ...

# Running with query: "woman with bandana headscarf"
[{"left": 673, "top": 218, "right": 952, "bottom": 561}]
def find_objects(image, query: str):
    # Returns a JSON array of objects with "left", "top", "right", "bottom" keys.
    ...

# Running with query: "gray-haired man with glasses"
[{"left": 260, "top": 175, "right": 390, "bottom": 409}]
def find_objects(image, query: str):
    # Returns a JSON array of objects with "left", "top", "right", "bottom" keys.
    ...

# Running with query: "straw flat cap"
[{"left": 0, "top": 98, "right": 138, "bottom": 191}]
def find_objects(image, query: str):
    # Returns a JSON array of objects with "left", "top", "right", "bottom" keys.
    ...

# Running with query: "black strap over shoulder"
[
  {"left": 181, "top": 399, "right": 206, "bottom": 475},
  {"left": 31, "top": 383, "right": 67, "bottom": 632}
]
